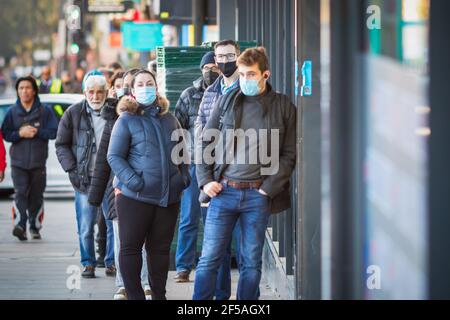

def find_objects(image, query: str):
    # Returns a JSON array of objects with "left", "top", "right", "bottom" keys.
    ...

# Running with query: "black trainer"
[
  {"left": 12, "top": 225, "right": 27, "bottom": 241},
  {"left": 81, "top": 266, "right": 96, "bottom": 278},
  {"left": 30, "top": 228, "right": 41, "bottom": 240}
]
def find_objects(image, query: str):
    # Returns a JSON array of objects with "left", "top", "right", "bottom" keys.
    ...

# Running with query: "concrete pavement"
[{"left": 0, "top": 197, "right": 279, "bottom": 300}]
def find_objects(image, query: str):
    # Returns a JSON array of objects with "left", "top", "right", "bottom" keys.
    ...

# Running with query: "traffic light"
[{"left": 69, "top": 29, "right": 87, "bottom": 67}]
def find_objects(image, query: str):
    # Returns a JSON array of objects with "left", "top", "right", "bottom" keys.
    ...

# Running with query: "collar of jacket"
[
  {"left": 140, "top": 103, "right": 161, "bottom": 117},
  {"left": 234, "top": 82, "right": 274, "bottom": 118},
  {"left": 15, "top": 96, "right": 42, "bottom": 115},
  {"left": 207, "top": 74, "right": 223, "bottom": 94},
  {"left": 101, "top": 98, "right": 118, "bottom": 121},
  {"left": 193, "top": 76, "right": 206, "bottom": 92}
]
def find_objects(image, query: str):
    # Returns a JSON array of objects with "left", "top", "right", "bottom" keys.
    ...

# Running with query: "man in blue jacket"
[
  {"left": 192, "top": 40, "right": 241, "bottom": 300},
  {"left": 2, "top": 76, "right": 58, "bottom": 241}
]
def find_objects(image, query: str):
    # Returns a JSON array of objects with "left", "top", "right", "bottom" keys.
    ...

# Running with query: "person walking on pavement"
[
  {"left": 55, "top": 70, "right": 115, "bottom": 278},
  {"left": 173, "top": 51, "right": 220, "bottom": 283},
  {"left": 37, "top": 66, "right": 63, "bottom": 94},
  {"left": 88, "top": 71, "right": 152, "bottom": 300},
  {"left": 107, "top": 69, "right": 190, "bottom": 300},
  {"left": 190, "top": 40, "right": 241, "bottom": 300},
  {"left": 193, "top": 47, "right": 297, "bottom": 300},
  {"left": 1, "top": 76, "right": 58, "bottom": 241}
]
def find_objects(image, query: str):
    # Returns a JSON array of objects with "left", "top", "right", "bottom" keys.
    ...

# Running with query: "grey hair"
[{"left": 84, "top": 75, "right": 107, "bottom": 90}]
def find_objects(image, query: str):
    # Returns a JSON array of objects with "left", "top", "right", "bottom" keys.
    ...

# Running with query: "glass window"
[{"left": 367, "top": 0, "right": 429, "bottom": 73}]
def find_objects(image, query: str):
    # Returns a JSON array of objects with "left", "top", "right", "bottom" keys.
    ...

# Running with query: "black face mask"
[
  {"left": 218, "top": 61, "right": 237, "bottom": 78},
  {"left": 123, "top": 87, "right": 131, "bottom": 96},
  {"left": 203, "top": 70, "right": 220, "bottom": 86}
]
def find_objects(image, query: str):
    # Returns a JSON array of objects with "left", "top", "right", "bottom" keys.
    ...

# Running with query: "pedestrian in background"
[
  {"left": 37, "top": 66, "right": 63, "bottom": 94},
  {"left": 2, "top": 75, "right": 58, "bottom": 241}
]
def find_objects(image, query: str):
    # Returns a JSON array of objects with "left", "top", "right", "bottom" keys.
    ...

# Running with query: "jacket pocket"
[
  {"left": 68, "top": 169, "right": 81, "bottom": 190},
  {"left": 127, "top": 170, "right": 144, "bottom": 192}
]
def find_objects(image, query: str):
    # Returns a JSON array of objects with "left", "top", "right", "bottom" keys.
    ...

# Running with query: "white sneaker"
[
  {"left": 144, "top": 285, "right": 152, "bottom": 300},
  {"left": 113, "top": 287, "right": 127, "bottom": 300}
]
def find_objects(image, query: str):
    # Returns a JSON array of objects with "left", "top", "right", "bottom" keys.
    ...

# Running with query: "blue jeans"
[
  {"left": 75, "top": 191, "right": 115, "bottom": 267},
  {"left": 193, "top": 183, "right": 270, "bottom": 300},
  {"left": 175, "top": 165, "right": 202, "bottom": 273},
  {"left": 176, "top": 165, "right": 237, "bottom": 300}
]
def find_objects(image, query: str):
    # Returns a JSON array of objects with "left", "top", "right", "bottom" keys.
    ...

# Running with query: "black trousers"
[
  {"left": 11, "top": 166, "right": 46, "bottom": 230},
  {"left": 115, "top": 194, "right": 179, "bottom": 300},
  {"left": 96, "top": 207, "right": 107, "bottom": 260}
]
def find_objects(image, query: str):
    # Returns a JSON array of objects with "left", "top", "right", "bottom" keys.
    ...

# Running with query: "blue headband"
[{"left": 82, "top": 69, "right": 105, "bottom": 91}]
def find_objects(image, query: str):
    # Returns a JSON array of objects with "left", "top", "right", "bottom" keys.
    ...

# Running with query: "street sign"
[
  {"left": 87, "top": 0, "right": 127, "bottom": 14},
  {"left": 121, "top": 22, "right": 163, "bottom": 52},
  {"left": 33, "top": 50, "right": 52, "bottom": 62}
]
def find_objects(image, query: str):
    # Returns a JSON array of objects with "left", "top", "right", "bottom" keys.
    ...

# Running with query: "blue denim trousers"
[
  {"left": 193, "top": 183, "right": 270, "bottom": 300},
  {"left": 176, "top": 165, "right": 239, "bottom": 300},
  {"left": 175, "top": 165, "right": 202, "bottom": 273},
  {"left": 75, "top": 191, "right": 114, "bottom": 267}
]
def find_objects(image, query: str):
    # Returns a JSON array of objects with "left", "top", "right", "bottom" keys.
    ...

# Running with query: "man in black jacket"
[
  {"left": 2, "top": 76, "right": 58, "bottom": 241},
  {"left": 55, "top": 70, "right": 115, "bottom": 278},
  {"left": 173, "top": 51, "right": 220, "bottom": 283},
  {"left": 193, "top": 47, "right": 297, "bottom": 300}
]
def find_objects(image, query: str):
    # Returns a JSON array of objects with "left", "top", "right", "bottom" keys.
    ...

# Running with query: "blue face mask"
[
  {"left": 116, "top": 88, "right": 125, "bottom": 98},
  {"left": 134, "top": 86, "right": 157, "bottom": 106},
  {"left": 240, "top": 77, "right": 263, "bottom": 96}
]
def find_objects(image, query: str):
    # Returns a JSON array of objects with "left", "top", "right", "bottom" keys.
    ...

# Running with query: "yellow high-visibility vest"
[{"left": 36, "top": 78, "right": 63, "bottom": 93}]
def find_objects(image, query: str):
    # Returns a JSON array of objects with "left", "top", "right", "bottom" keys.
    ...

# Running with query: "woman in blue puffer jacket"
[{"left": 107, "top": 69, "right": 190, "bottom": 300}]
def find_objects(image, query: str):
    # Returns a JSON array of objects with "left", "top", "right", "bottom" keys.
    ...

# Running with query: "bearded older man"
[{"left": 55, "top": 70, "right": 115, "bottom": 278}]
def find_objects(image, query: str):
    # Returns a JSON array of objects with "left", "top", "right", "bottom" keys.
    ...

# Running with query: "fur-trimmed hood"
[
  {"left": 112, "top": 95, "right": 170, "bottom": 116},
  {"left": 116, "top": 96, "right": 140, "bottom": 115},
  {"left": 156, "top": 95, "right": 170, "bottom": 115}
]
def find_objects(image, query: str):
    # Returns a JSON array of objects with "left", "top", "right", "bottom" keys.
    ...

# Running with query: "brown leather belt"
[{"left": 221, "top": 178, "right": 263, "bottom": 189}]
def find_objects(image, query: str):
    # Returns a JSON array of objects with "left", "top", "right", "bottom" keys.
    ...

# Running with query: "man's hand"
[
  {"left": 19, "top": 126, "right": 38, "bottom": 139},
  {"left": 114, "top": 188, "right": 122, "bottom": 196},
  {"left": 203, "top": 181, "right": 223, "bottom": 198},
  {"left": 0, "top": 171, "right": 4, "bottom": 183}
]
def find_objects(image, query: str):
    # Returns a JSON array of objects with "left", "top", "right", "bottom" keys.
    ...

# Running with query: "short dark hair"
[
  {"left": 15, "top": 76, "right": 38, "bottom": 96},
  {"left": 214, "top": 40, "right": 240, "bottom": 55},
  {"left": 237, "top": 47, "right": 270, "bottom": 73},
  {"left": 131, "top": 69, "right": 157, "bottom": 88}
]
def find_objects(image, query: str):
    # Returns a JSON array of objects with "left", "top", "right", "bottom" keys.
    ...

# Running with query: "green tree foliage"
[{"left": 0, "top": 0, "right": 61, "bottom": 60}]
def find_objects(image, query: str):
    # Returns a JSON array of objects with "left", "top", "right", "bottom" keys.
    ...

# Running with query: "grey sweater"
[{"left": 223, "top": 92, "right": 268, "bottom": 182}]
